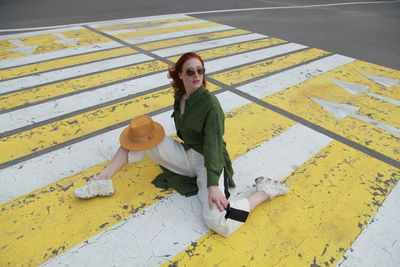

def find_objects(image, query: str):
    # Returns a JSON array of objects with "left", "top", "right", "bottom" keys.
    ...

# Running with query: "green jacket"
[{"left": 152, "top": 86, "right": 235, "bottom": 196}]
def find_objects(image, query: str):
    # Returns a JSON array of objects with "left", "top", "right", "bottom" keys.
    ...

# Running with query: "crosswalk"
[{"left": 1, "top": 14, "right": 399, "bottom": 266}]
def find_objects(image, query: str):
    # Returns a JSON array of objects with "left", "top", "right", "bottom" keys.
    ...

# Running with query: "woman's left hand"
[{"left": 208, "top": 186, "right": 228, "bottom": 212}]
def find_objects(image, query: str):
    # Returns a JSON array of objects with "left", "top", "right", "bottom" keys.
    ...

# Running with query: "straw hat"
[{"left": 119, "top": 115, "right": 165, "bottom": 151}]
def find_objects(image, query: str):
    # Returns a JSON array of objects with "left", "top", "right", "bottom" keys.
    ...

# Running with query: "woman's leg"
[
  {"left": 97, "top": 146, "right": 129, "bottom": 180},
  {"left": 74, "top": 146, "right": 130, "bottom": 198},
  {"left": 247, "top": 191, "right": 270, "bottom": 212}
]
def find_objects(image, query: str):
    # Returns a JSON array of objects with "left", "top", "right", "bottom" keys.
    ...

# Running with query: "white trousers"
[{"left": 128, "top": 136, "right": 250, "bottom": 237}]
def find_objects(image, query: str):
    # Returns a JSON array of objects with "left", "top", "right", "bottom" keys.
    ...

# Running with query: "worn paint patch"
[
  {"left": 96, "top": 16, "right": 199, "bottom": 32},
  {"left": 164, "top": 141, "right": 400, "bottom": 266},
  {"left": 261, "top": 59, "right": 400, "bottom": 160},
  {"left": 167, "top": 37, "right": 287, "bottom": 63},
  {"left": 0, "top": 47, "right": 137, "bottom": 80},
  {"left": 211, "top": 48, "right": 331, "bottom": 85},
  {"left": 0, "top": 29, "right": 113, "bottom": 61},
  {"left": 0, "top": 60, "right": 168, "bottom": 111},
  {"left": 138, "top": 29, "right": 250, "bottom": 51},
  {"left": 113, "top": 22, "right": 222, "bottom": 40}
]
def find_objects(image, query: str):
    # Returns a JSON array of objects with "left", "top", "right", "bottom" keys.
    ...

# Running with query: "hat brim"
[{"left": 119, "top": 121, "right": 165, "bottom": 151}]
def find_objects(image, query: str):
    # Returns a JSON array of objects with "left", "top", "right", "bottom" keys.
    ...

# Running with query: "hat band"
[{"left": 128, "top": 131, "right": 155, "bottom": 143}]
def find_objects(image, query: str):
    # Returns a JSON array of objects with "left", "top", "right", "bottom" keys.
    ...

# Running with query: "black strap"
[{"left": 225, "top": 204, "right": 249, "bottom": 223}]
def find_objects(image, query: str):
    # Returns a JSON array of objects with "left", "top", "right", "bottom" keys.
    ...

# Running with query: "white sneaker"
[
  {"left": 74, "top": 176, "right": 114, "bottom": 199},
  {"left": 255, "top": 177, "right": 289, "bottom": 200}
]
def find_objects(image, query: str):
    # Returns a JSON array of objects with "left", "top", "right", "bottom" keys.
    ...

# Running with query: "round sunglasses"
[{"left": 184, "top": 67, "right": 205, "bottom": 76}]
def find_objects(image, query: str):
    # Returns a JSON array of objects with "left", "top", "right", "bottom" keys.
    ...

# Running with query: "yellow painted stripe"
[
  {"left": 138, "top": 29, "right": 250, "bottom": 51},
  {"left": 211, "top": 48, "right": 331, "bottom": 85},
  {"left": 114, "top": 22, "right": 222, "bottom": 40},
  {"left": 0, "top": 101, "right": 296, "bottom": 266},
  {"left": 165, "top": 141, "right": 400, "bottom": 266},
  {"left": 0, "top": 38, "right": 285, "bottom": 111},
  {"left": 0, "top": 29, "right": 113, "bottom": 61},
  {"left": 0, "top": 47, "right": 137, "bottom": 80},
  {"left": 167, "top": 37, "right": 287, "bottom": 62},
  {"left": 263, "top": 59, "right": 400, "bottom": 160},
  {"left": 97, "top": 17, "right": 199, "bottom": 31},
  {"left": 354, "top": 60, "right": 400, "bottom": 101},
  {"left": 0, "top": 60, "right": 168, "bottom": 111}
]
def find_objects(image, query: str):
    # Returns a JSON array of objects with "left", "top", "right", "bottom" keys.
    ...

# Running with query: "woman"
[{"left": 74, "top": 52, "right": 289, "bottom": 237}]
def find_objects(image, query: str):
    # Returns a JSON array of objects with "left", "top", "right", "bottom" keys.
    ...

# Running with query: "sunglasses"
[{"left": 185, "top": 67, "right": 205, "bottom": 76}]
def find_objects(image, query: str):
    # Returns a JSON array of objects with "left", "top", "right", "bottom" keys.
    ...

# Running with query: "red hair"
[{"left": 168, "top": 52, "right": 207, "bottom": 95}]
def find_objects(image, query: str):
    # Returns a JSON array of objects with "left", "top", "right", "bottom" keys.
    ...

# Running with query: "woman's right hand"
[{"left": 208, "top": 186, "right": 228, "bottom": 212}]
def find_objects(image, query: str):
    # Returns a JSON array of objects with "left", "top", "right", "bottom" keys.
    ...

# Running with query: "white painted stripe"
[
  {"left": 124, "top": 25, "right": 235, "bottom": 46},
  {"left": 0, "top": 54, "right": 153, "bottom": 93},
  {"left": 0, "top": 26, "right": 84, "bottom": 40},
  {"left": 0, "top": 72, "right": 168, "bottom": 133},
  {"left": 152, "top": 33, "right": 266, "bottom": 57},
  {"left": 237, "top": 54, "right": 355, "bottom": 98},
  {"left": 338, "top": 180, "right": 400, "bottom": 267},
  {"left": 0, "top": 91, "right": 249, "bottom": 203},
  {"left": 42, "top": 123, "right": 332, "bottom": 266},
  {"left": 353, "top": 114, "right": 400, "bottom": 136},
  {"left": 366, "top": 92, "right": 400, "bottom": 106},
  {"left": 1, "top": 42, "right": 301, "bottom": 132},
  {"left": 206, "top": 43, "right": 307, "bottom": 73},
  {"left": 89, "top": 14, "right": 190, "bottom": 28},
  {"left": 0, "top": 42, "right": 122, "bottom": 69},
  {"left": 185, "top": 1, "right": 399, "bottom": 15},
  {"left": 102, "top": 19, "right": 208, "bottom": 35},
  {"left": 0, "top": 73, "right": 166, "bottom": 132}
]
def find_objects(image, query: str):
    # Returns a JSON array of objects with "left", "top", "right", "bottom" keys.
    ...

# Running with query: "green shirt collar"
[{"left": 186, "top": 85, "right": 207, "bottom": 108}]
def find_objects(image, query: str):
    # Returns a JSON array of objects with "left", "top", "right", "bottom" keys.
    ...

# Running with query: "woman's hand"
[{"left": 208, "top": 186, "right": 228, "bottom": 212}]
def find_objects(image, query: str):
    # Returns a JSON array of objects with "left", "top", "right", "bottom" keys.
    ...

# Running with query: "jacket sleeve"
[{"left": 203, "top": 104, "right": 225, "bottom": 187}]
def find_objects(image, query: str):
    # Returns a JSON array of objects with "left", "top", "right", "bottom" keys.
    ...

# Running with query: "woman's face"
[{"left": 179, "top": 57, "right": 204, "bottom": 94}]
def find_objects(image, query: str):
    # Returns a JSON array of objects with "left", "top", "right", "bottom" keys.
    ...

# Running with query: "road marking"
[
  {"left": 152, "top": 33, "right": 266, "bottom": 57},
  {"left": 256, "top": 60, "right": 400, "bottom": 160},
  {"left": 0, "top": 42, "right": 123, "bottom": 69},
  {"left": 205, "top": 43, "right": 306, "bottom": 73},
  {"left": 362, "top": 72, "right": 400, "bottom": 87},
  {"left": 94, "top": 16, "right": 196, "bottom": 32},
  {"left": 166, "top": 37, "right": 287, "bottom": 62},
  {"left": 112, "top": 21, "right": 221, "bottom": 40},
  {"left": 311, "top": 97, "right": 400, "bottom": 136},
  {"left": 52, "top": 32, "right": 79, "bottom": 46},
  {"left": 165, "top": 140, "right": 400, "bottom": 266},
  {"left": 211, "top": 48, "right": 330, "bottom": 85},
  {"left": 0, "top": 47, "right": 135, "bottom": 80},
  {"left": 7, "top": 40, "right": 37, "bottom": 54},
  {"left": 237, "top": 54, "right": 355, "bottom": 98},
  {"left": 102, "top": 18, "right": 206, "bottom": 35},
  {"left": 43, "top": 123, "right": 330, "bottom": 267},
  {"left": 0, "top": 29, "right": 113, "bottom": 61},
  {"left": 0, "top": 53, "right": 150, "bottom": 94},
  {"left": 338, "top": 180, "right": 400, "bottom": 267},
  {"left": 122, "top": 25, "right": 234, "bottom": 45},
  {"left": 0, "top": 60, "right": 168, "bottom": 111},
  {"left": 137, "top": 29, "right": 250, "bottom": 51},
  {"left": 0, "top": 94, "right": 292, "bottom": 266}
]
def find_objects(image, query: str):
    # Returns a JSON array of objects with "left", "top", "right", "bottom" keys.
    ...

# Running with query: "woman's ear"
[{"left": 179, "top": 72, "right": 183, "bottom": 80}]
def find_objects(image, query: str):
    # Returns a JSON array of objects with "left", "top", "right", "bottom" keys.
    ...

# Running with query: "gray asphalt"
[{"left": 0, "top": 0, "right": 399, "bottom": 69}]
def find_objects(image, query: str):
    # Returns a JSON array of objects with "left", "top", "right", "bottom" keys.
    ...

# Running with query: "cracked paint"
[
  {"left": 0, "top": 29, "right": 112, "bottom": 61},
  {"left": 163, "top": 141, "right": 400, "bottom": 266},
  {"left": 211, "top": 48, "right": 331, "bottom": 85},
  {"left": 0, "top": 60, "right": 168, "bottom": 111},
  {"left": 262, "top": 60, "right": 400, "bottom": 160}
]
